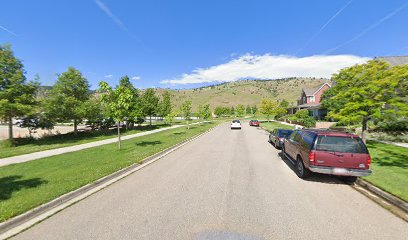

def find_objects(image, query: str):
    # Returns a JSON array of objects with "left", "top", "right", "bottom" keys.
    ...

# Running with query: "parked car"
[
  {"left": 231, "top": 120, "right": 242, "bottom": 129},
  {"left": 249, "top": 120, "right": 260, "bottom": 127},
  {"left": 269, "top": 129, "right": 293, "bottom": 149},
  {"left": 282, "top": 129, "right": 372, "bottom": 182}
]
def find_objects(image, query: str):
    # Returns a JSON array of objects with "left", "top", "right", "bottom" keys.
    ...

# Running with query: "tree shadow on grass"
[
  {"left": 0, "top": 175, "right": 47, "bottom": 200},
  {"left": 173, "top": 132, "right": 186, "bottom": 135},
  {"left": 135, "top": 141, "right": 162, "bottom": 147},
  {"left": 367, "top": 141, "right": 408, "bottom": 168}
]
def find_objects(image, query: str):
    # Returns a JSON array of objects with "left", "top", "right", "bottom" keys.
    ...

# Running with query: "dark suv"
[{"left": 282, "top": 129, "right": 372, "bottom": 182}]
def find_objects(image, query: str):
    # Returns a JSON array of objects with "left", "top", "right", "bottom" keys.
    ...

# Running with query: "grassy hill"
[{"left": 158, "top": 77, "right": 330, "bottom": 111}]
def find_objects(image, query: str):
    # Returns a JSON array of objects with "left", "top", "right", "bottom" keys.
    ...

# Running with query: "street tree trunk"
[
  {"left": 361, "top": 118, "right": 368, "bottom": 144},
  {"left": 117, "top": 121, "right": 121, "bottom": 150},
  {"left": 187, "top": 119, "right": 190, "bottom": 129},
  {"left": 8, "top": 115, "right": 13, "bottom": 143},
  {"left": 74, "top": 119, "right": 78, "bottom": 135},
  {"left": 150, "top": 115, "right": 152, "bottom": 126}
]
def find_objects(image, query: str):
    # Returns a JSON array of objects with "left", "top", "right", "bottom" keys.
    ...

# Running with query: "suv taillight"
[
  {"left": 367, "top": 155, "right": 371, "bottom": 167},
  {"left": 309, "top": 151, "right": 315, "bottom": 165}
]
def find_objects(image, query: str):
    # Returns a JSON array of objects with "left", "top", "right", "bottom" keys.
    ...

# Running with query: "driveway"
[{"left": 13, "top": 122, "right": 408, "bottom": 239}]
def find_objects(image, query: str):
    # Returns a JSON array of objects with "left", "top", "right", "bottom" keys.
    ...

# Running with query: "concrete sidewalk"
[{"left": 0, "top": 123, "right": 202, "bottom": 167}]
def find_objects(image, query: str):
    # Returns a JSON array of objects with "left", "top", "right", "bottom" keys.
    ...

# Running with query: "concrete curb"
[
  {"left": 0, "top": 123, "right": 218, "bottom": 239},
  {"left": 355, "top": 179, "right": 408, "bottom": 213}
]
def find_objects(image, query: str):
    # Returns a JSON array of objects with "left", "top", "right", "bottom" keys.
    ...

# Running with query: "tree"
[
  {"left": 322, "top": 60, "right": 407, "bottom": 142},
  {"left": 18, "top": 112, "right": 54, "bottom": 137},
  {"left": 46, "top": 67, "right": 90, "bottom": 135},
  {"left": 245, "top": 105, "right": 252, "bottom": 115},
  {"left": 79, "top": 96, "right": 107, "bottom": 130},
  {"left": 0, "top": 44, "right": 39, "bottom": 143},
  {"left": 252, "top": 105, "right": 258, "bottom": 114},
  {"left": 159, "top": 90, "right": 172, "bottom": 118},
  {"left": 141, "top": 88, "right": 159, "bottom": 126},
  {"left": 198, "top": 104, "right": 211, "bottom": 122},
  {"left": 99, "top": 77, "right": 138, "bottom": 149},
  {"left": 165, "top": 110, "right": 179, "bottom": 125},
  {"left": 230, "top": 106, "right": 235, "bottom": 116},
  {"left": 258, "top": 99, "right": 279, "bottom": 121},
  {"left": 279, "top": 99, "right": 289, "bottom": 108},
  {"left": 236, "top": 104, "right": 245, "bottom": 117},
  {"left": 180, "top": 100, "right": 192, "bottom": 129}
]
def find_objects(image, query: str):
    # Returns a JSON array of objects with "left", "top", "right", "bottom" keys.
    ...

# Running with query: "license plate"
[{"left": 333, "top": 168, "right": 348, "bottom": 174}]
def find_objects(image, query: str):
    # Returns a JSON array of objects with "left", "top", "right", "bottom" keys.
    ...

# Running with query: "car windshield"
[
  {"left": 278, "top": 130, "right": 293, "bottom": 138},
  {"left": 232, "top": 120, "right": 240, "bottom": 123},
  {"left": 315, "top": 136, "right": 368, "bottom": 153}
]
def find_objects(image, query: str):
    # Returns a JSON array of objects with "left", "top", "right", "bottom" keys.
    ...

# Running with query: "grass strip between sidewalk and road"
[
  {"left": 260, "top": 121, "right": 294, "bottom": 132},
  {"left": 363, "top": 140, "right": 408, "bottom": 202},
  {"left": 0, "top": 122, "right": 216, "bottom": 223}
]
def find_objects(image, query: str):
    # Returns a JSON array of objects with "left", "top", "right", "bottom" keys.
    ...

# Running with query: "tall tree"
[
  {"left": 198, "top": 104, "right": 211, "bottom": 123},
  {"left": 141, "top": 88, "right": 159, "bottom": 126},
  {"left": 180, "top": 100, "right": 192, "bottom": 129},
  {"left": 245, "top": 105, "right": 252, "bottom": 115},
  {"left": 322, "top": 60, "right": 406, "bottom": 142},
  {"left": 99, "top": 77, "right": 138, "bottom": 149},
  {"left": 258, "top": 99, "right": 279, "bottom": 121},
  {"left": 159, "top": 90, "right": 172, "bottom": 118},
  {"left": 46, "top": 67, "right": 90, "bottom": 135},
  {"left": 0, "top": 44, "right": 39, "bottom": 143},
  {"left": 230, "top": 106, "right": 235, "bottom": 116},
  {"left": 236, "top": 104, "right": 245, "bottom": 117}
]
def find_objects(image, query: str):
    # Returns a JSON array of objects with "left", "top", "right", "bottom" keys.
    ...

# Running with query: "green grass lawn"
[
  {"left": 363, "top": 141, "right": 408, "bottom": 202},
  {"left": 0, "top": 123, "right": 189, "bottom": 159},
  {"left": 260, "top": 121, "right": 294, "bottom": 132},
  {"left": 0, "top": 122, "right": 216, "bottom": 222}
]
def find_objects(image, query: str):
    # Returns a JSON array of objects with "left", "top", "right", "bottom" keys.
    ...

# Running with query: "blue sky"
[{"left": 1, "top": 0, "right": 407, "bottom": 89}]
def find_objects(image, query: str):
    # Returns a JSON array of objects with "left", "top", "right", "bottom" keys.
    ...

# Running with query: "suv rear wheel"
[{"left": 296, "top": 156, "right": 310, "bottom": 179}]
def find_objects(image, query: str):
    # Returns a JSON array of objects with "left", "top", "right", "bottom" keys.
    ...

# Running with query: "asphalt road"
[{"left": 14, "top": 122, "right": 408, "bottom": 240}]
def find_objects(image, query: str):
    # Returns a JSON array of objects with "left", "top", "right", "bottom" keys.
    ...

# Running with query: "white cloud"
[
  {"left": 131, "top": 76, "right": 141, "bottom": 80},
  {"left": 160, "top": 54, "right": 370, "bottom": 85},
  {"left": 104, "top": 74, "right": 113, "bottom": 78}
]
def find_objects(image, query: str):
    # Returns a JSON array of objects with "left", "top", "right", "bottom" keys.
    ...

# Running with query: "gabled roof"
[
  {"left": 302, "top": 83, "right": 331, "bottom": 96},
  {"left": 376, "top": 56, "right": 408, "bottom": 66}
]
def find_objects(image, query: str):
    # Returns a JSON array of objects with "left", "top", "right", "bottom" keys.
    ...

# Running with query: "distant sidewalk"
[
  {"left": 0, "top": 123, "right": 203, "bottom": 168},
  {"left": 368, "top": 138, "right": 408, "bottom": 148}
]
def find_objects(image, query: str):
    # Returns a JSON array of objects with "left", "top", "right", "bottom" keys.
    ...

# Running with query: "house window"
[
  {"left": 310, "top": 96, "right": 315, "bottom": 103},
  {"left": 303, "top": 96, "right": 306, "bottom": 103}
]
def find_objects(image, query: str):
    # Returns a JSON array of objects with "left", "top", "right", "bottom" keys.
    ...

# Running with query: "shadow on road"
[
  {"left": 277, "top": 152, "right": 346, "bottom": 185},
  {"left": 0, "top": 175, "right": 47, "bottom": 200}
]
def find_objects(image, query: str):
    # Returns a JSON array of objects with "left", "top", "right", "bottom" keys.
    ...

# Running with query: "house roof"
[
  {"left": 302, "top": 83, "right": 331, "bottom": 96},
  {"left": 376, "top": 56, "right": 408, "bottom": 66}
]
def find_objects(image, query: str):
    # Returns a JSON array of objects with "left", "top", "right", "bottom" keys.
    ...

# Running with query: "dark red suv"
[{"left": 282, "top": 129, "right": 372, "bottom": 182}]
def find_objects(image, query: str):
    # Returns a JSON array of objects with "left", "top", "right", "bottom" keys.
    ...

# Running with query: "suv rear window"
[
  {"left": 315, "top": 135, "right": 368, "bottom": 153},
  {"left": 232, "top": 120, "right": 240, "bottom": 123},
  {"left": 278, "top": 130, "right": 293, "bottom": 138}
]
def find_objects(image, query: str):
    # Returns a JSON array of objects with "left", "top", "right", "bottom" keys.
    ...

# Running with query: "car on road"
[
  {"left": 231, "top": 120, "right": 242, "bottom": 129},
  {"left": 282, "top": 129, "right": 372, "bottom": 182},
  {"left": 249, "top": 120, "right": 260, "bottom": 127},
  {"left": 269, "top": 129, "right": 293, "bottom": 149}
]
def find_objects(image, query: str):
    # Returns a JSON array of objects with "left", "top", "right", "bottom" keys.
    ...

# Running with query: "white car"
[{"left": 231, "top": 120, "right": 242, "bottom": 129}]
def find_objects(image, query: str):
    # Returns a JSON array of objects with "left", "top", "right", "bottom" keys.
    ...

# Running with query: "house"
[
  {"left": 376, "top": 56, "right": 408, "bottom": 66},
  {"left": 288, "top": 82, "right": 331, "bottom": 120}
]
